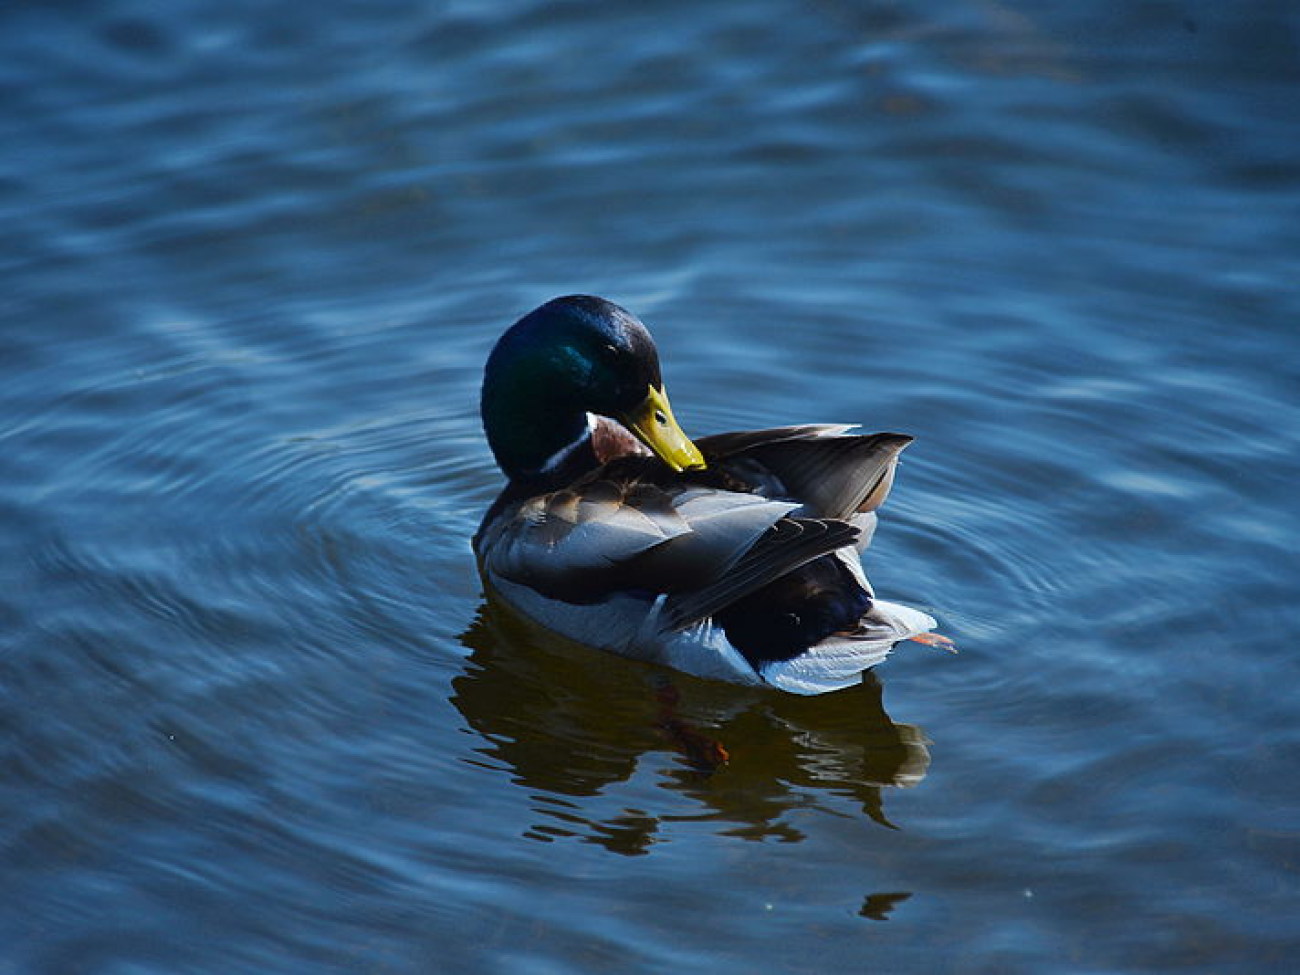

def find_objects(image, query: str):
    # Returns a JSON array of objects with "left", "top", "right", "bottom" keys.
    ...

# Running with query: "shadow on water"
[{"left": 454, "top": 596, "right": 930, "bottom": 856}]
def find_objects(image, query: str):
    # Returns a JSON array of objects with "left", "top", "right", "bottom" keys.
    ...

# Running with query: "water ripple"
[{"left": 4, "top": 0, "right": 1300, "bottom": 971}]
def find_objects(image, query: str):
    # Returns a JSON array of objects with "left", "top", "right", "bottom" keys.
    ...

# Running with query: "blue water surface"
[{"left": 3, "top": 2, "right": 1299, "bottom": 972}]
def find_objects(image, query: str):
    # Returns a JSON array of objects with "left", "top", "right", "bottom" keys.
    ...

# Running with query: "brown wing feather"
[{"left": 729, "top": 432, "right": 913, "bottom": 520}]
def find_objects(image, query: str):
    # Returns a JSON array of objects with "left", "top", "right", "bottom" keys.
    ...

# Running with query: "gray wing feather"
[
  {"left": 706, "top": 429, "right": 913, "bottom": 521},
  {"left": 483, "top": 482, "right": 798, "bottom": 604}
]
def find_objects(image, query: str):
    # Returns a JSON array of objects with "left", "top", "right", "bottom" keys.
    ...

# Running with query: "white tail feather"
[{"left": 760, "top": 599, "right": 937, "bottom": 695}]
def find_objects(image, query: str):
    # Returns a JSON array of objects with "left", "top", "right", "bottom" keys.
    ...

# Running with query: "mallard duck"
[{"left": 473, "top": 295, "right": 948, "bottom": 695}]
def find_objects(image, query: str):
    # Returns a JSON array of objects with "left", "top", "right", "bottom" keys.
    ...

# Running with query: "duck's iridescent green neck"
[{"left": 481, "top": 368, "right": 594, "bottom": 481}]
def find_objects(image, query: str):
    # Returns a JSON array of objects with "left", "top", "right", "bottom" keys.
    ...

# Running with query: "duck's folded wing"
[
  {"left": 481, "top": 478, "right": 807, "bottom": 605},
  {"left": 701, "top": 426, "right": 913, "bottom": 521}
]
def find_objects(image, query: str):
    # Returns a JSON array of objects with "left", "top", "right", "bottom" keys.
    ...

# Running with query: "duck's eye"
[{"left": 654, "top": 409, "right": 668, "bottom": 425}]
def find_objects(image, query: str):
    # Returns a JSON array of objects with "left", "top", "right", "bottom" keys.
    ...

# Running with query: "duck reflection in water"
[{"left": 455, "top": 597, "right": 930, "bottom": 856}]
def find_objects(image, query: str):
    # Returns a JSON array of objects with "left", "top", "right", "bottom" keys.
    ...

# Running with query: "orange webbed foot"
[
  {"left": 654, "top": 682, "right": 730, "bottom": 772},
  {"left": 908, "top": 632, "right": 958, "bottom": 653}
]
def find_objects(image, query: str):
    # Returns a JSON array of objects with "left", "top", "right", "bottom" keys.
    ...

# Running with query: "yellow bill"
[{"left": 623, "top": 385, "right": 706, "bottom": 472}]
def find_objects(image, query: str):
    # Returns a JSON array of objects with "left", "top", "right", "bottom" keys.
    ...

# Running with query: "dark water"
[{"left": 4, "top": 1, "right": 1298, "bottom": 972}]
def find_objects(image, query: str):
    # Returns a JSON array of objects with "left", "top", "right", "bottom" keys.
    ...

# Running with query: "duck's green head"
[{"left": 481, "top": 295, "right": 705, "bottom": 481}]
